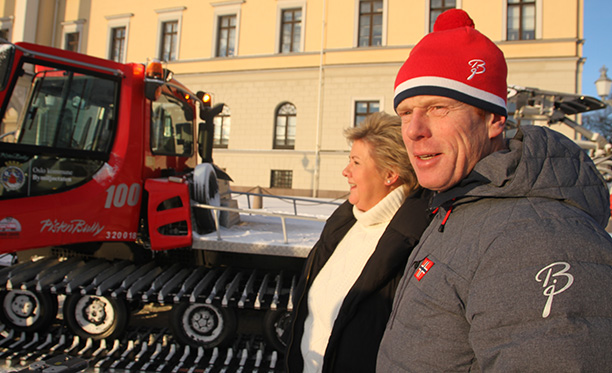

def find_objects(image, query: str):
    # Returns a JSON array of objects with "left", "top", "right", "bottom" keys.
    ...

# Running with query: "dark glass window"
[
  {"left": 507, "top": 0, "right": 536, "bottom": 41},
  {"left": 13, "top": 63, "right": 118, "bottom": 152},
  {"left": 217, "top": 15, "right": 237, "bottom": 57},
  {"left": 160, "top": 20, "right": 178, "bottom": 61},
  {"left": 429, "top": 0, "right": 456, "bottom": 32},
  {"left": 109, "top": 26, "right": 126, "bottom": 63},
  {"left": 271, "top": 170, "right": 293, "bottom": 189},
  {"left": 274, "top": 102, "right": 296, "bottom": 149},
  {"left": 0, "top": 61, "right": 120, "bottom": 199},
  {"left": 213, "top": 105, "right": 231, "bottom": 148},
  {"left": 280, "top": 8, "right": 302, "bottom": 53},
  {"left": 358, "top": 0, "right": 383, "bottom": 47},
  {"left": 150, "top": 91, "right": 194, "bottom": 157},
  {"left": 354, "top": 101, "right": 379, "bottom": 126},
  {"left": 0, "top": 29, "right": 9, "bottom": 40},
  {"left": 65, "top": 32, "right": 79, "bottom": 52}
]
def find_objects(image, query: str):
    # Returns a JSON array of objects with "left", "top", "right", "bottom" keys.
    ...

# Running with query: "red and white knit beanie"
[{"left": 394, "top": 9, "right": 507, "bottom": 117}]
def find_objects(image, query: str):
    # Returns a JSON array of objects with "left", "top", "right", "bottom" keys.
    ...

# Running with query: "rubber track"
[
  {"left": 0, "top": 258, "right": 298, "bottom": 312},
  {"left": 0, "top": 324, "right": 285, "bottom": 372}
]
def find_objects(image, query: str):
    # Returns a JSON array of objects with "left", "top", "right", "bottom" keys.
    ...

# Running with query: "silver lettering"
[
  {"left": 40, "top": 219, "right": 105, "bottom": 237},
  {"left": 467, "top": 59, "right": 486, "bottom": 80},
  {"left": 535, "top": 262, "right": 574, "bottom": 318}
]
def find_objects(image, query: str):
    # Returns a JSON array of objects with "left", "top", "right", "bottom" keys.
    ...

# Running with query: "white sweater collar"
[{"left": 352, "top": 187, "right": 406, "bottom": 227}]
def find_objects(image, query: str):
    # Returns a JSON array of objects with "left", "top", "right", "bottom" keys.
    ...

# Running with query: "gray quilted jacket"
[{"left": 377, "top": 125, "right": 612, "bottom": 372}]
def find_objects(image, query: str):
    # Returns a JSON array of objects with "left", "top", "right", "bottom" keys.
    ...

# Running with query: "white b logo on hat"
[{"left": 467, "top": 59, "right": 486, "bottom": 80}]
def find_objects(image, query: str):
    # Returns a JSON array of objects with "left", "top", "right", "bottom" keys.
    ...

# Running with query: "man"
[{"left": 377, "top": 9, "right": 612, "bottom": 372}]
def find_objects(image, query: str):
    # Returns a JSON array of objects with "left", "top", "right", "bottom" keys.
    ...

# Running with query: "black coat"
[{"left": 285, "top": 187, "right": 433, "bottom": 372}]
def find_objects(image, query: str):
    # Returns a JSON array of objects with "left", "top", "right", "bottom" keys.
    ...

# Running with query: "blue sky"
[{"left": 582, "top": 0, "right": 612, "bottom": 98}]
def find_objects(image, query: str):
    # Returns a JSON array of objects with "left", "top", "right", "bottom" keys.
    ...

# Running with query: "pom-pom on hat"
[{"left": 394, "top": 9, "right": 508, "bottom": 117}]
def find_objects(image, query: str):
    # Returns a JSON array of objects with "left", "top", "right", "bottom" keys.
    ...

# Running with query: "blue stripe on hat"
[{"left": 394, "top": 76, "right": 507, "bottom": 117}]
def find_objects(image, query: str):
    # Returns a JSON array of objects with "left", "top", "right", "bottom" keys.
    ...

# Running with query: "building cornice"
[{"left": 105, "top": 13, "right": 134, "bottom": 21}]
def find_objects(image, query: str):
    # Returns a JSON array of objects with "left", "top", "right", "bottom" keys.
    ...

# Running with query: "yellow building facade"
[{"left": 0, "top": 0, "right": 585, "bottom": 196}]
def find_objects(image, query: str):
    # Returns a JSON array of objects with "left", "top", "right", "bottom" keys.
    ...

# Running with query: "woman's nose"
[{"left": 342, "top": 164, "right": 350, "bottom": 177}]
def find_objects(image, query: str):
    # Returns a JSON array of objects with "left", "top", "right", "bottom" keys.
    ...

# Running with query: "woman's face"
[{"left": 342, "top": 139, "right": 390, "bottom": 211}]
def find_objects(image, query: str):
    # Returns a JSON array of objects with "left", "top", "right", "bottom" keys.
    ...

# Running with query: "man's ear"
[{"left": 488, "top": 113, "right": 506, "bottom": 139}]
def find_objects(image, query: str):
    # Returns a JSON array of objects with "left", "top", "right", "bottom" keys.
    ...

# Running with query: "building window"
[
  {"left": 155, "top": 7, "right": 184, "bottom": 62},
  {"left": 0, "top": 17, "right": 12, "bottom": 42},
  {"left": 216, "top": 15, "right": 237, "bottom": 57},
  {"left": 160, "top": 20, "right": 178, "bottom": 61},
  {"left": 358, "top": 0, "right": 383, "bottom": 47},
  {"left": 354, "top": 100, "right": 380, "bottom": 126},
  {"left": 61, "top": 20, "right": 85, "bottom": 52},
  {"left": 280, "top": 8, "right": 302, "bottom": 53},
  {"left": 106, "top": 14, "right": 133, "bottom": 64},
  {"left": 507, "top": 0, "right": 535, "bottom": 41},
  {"left": 109, "top": 26, "right": 126, "bottom": 63},
  {"left": 271, "top": 170, "right": 293, "bottom": 189},
  {"left": 64, "top": 32, "right": 79, "bottom": 52},
  {"left": 274, "top": 102, "right": 296, "bottom": 149},
  {"left": 213, "top": 105, "right": 231, "bottom": 148},
  {"left": 429, "top": 0, "right": 456, "bottom": 32}
]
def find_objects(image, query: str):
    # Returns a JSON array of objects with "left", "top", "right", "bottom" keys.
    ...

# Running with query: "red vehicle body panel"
[{"left": 0, "top": 42, "right": 197, "bottom": 254}]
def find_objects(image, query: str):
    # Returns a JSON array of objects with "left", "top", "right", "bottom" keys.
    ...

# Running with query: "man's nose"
[{"left": 403, "top": 109, "right": 431, "bottom": 141}]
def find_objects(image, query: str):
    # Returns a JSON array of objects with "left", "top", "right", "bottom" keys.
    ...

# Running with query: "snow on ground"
[{"left": 193, "top": 193, "right": 345, "bottom": 257}]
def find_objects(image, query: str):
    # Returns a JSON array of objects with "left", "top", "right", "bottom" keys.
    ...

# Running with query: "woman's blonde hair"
[{"left": 344, "top": 112, "right": 419, "bottom": 194}]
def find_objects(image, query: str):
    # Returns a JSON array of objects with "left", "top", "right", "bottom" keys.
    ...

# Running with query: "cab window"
[
  {"left": 0, "top": 59, "right": 119, "bottom": 199},
  {"left": 150, "top": 90, "right": 194, "bottom": 156}
]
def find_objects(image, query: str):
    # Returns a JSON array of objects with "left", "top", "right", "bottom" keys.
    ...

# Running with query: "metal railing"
[
  {"left": 192, "top": 194, "right": 342, "bottom": 244},
  {"left": 228, "top": 190, "right": 343, "bottom": 216}
]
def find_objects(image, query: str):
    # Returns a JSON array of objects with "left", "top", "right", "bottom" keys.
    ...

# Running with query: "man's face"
[{"left": 397, "top": 95, "right": 497, "bottom": 192}]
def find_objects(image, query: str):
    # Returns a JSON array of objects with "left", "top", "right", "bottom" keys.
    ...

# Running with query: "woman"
[{"left": 285, "top": 112, "right": 433, "bottom": 372}]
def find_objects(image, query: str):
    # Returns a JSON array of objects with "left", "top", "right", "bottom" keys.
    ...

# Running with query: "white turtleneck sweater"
[{"left": 300, "top": 186, "right": 406, "bottom": 373}]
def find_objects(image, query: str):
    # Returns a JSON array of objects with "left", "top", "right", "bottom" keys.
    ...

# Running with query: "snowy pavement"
[{"left": 194, "top": 193, "right": 343, "bottom": 258}]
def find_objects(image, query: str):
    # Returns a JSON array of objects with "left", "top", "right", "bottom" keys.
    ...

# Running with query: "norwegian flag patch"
[{"left": 414, "top": 257, "right": 434, "bottom": 281}]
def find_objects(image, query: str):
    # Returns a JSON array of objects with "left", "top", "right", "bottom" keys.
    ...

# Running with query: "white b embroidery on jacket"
[{"left": 535, "top": 262, "right": 574, "bottom": 318}]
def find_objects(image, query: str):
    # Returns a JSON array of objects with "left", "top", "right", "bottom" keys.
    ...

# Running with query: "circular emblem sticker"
[
  {"left": 0, "top": 217, "right": 21, "bottom": 233},
  {"left": 1, "top": 165, "right": 25, "bottom": 191}
]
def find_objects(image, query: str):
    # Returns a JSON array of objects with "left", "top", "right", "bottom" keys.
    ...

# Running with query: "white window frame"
[
  {"left": 105, "top": 14, "right": 132, "bottom": 63},
  {"left": 424, "top": 0, "right": 462, "bottom": 35},
  {"left": 155, "top": 7, "right": 186, "bottom": 62},
  {"left": 501, "top": 0, "right": 542, "bottom": 41},
  {"left": 351, "top": 97, "right": 383, "bottom": 127},
  {"left": 353, "top": 0, "right": 388, "bottom": 48},
  {"left": 275, "top": 0, "right": 306, "bottom": 54},
  {"left": 213, "top": 104, "right": 232, "bottom": 148},
  {"left": 61, "top": 19, "right": 85, "bottom": 52},
  {"left": 0, "top": 17, "right": 13, "bottom": 42},
  {"left": 211, "top": 1, "right": 243, "bottom": 57}
]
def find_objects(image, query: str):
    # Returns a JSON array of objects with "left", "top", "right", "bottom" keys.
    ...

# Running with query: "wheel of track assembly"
[
  {"left": 170, "top": 302, "right": 237, "bottom": 349},
  {"left": 191, "top": 163, "right": 221, "bottom": 234},
  {"left": 63, "top": 294, "right": 129, "bottom": 340},
  {"left": 0, "top": 290, "right": 57, "bottom": 332},
  {"left": 263, "top": 308, "right": 293, "bottom": 351}
]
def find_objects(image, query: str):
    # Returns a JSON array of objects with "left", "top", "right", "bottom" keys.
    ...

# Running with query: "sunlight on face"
[
  {"left": 342, "top": 139, "right": 389, "bottom": 211},
  {"left": 397, "top": 96, "right": 492, "bottom": 192}
]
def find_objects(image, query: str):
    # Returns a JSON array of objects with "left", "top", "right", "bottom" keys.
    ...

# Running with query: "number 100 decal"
[{"left": 105, "top": 183, "right": 141, "bottom": 209}]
